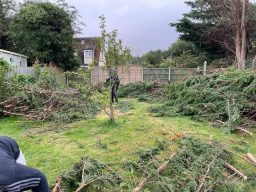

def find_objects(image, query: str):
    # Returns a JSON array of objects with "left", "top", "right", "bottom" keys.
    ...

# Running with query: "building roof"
[
  {"left": 75, "top": 37, "right": 100, "bottom": 50},
  {"left": 0, "top": 49, "right": 28, "bottom": 58}
]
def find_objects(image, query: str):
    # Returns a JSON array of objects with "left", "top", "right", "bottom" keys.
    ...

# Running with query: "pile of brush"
[
  {"left": 149, "top": 69, "right": 256, "bottom": 132},
  {"left": 53, "top": 138, "right": 256, "bottom": 192},
  {"left": 0, "top": 65, "right": 98, "bottom": 122}
]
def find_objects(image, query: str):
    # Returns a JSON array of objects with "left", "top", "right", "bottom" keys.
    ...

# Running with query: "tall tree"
[
  {"left": 172, "top": 0, "right": 256, "bottom": 69},
  {"left": 0, "top": 0, "right": 16, "bottom": 49},
  {"left": 9, "top": 1, "right": 79, "bottom": 70},
  {"left": 99, "top": 15, "right": 132, "bottom": 123}
]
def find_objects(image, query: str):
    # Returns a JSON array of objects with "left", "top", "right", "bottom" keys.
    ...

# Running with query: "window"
[{"left": 84, "top": 50, "right": 93, "bottom": 58}]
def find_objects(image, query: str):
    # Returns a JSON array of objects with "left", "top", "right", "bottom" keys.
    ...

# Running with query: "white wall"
[
  {"left": 0, "top": 51, "right": 28, "bottom": 67},
  {"left": 99, "top": 52, "right": 105, "bottom": 66}
]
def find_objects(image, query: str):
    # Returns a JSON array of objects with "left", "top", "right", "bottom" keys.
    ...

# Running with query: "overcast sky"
[{"left": 65, "top": 0, "right": 190, "bottom": 55}]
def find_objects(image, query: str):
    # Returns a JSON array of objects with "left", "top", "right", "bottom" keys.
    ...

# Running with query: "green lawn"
[{"left": 0, "top": 99, "right": 255, "bottom": 187}]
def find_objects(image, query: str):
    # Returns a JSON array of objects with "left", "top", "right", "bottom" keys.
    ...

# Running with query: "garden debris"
[
  {"left": 0, "top": 66, "right": 99, "bottom": 122},
  {"left": 52, "top": 177, "right": 62, "bottom": 192},
  {"left": 54, "top": 138, "right": 256, "bottom": 192},
  {"left": 224, "top": 162, "right": 247, "bottom": 180},
  {"left": 235, "top": 127, "right": 252, "bottom": 136},
  {"left": 115, "top": 100, "right": 134, "bottom": 113},
  {"left": 246, "top": 153, "right": 256, "bottom": 165},
  {"left": 133, "top": 153, "right": 176, "bottom": 192},
  {"left": 125, "top": 137, "right": 256, "bottom": 192},
  {"left": 148, "top": 69, "right": 256, "bottom": 131},
  {"left": 55, "top": 157, "right": 121, "bottom": 192},
  {"left": 118, "top": 81, "right": 164, "bottom": 102}
]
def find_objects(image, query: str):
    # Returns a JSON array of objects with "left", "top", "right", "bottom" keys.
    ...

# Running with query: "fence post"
[
  {"left": 90, "top": 68, "right": 93, "bottom": 84},
  {"left": 203, "top": 61, "right": 207, "bottom": 76},
  {"left": 168, "top": 67, "right": 171, "bottom": 82},
  {"left": 141, "top": 66, "right": 144, "bottom": 82}
]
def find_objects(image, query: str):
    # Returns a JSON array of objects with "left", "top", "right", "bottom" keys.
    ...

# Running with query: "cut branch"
[
  {"left": 224, "top": 162, "right": 247, "bottom": 180},
  {"left": 52, "top": 178, "right": 63, "bottom": 192},
  {"left": 133, "top": 153, "right": 176, "bottom": 192},
  {"left": 235, "top": 127, "right": 252, "bottom": 136},
  {"left": 246, "top": 153, "right": 256, "bottom": 165},
  {"left": 196, "top": 158, "right": 216, "bottom": 192}
]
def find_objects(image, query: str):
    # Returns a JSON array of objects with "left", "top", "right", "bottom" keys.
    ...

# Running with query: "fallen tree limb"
[
  {"left": 75, "top": 179, "right": 100, "bottom": 192},
  {"left": 133, "top": 153, "right": 176, "bottom": 192},
  {"left": 226, "top": 150, "right": 256, "bottom": 167},
  {"left": 246, "top": 153, "right": 256, "bottom": 165},
  {"left": 2, "top": 110, "right": 33, "bottom": 118},
  {"left": 0, "top": 100, "right": 11, "bottom": 105},
  {"left": 196, "top": 158, "right": 216, "bottom": 192},
  {"left": 235, "top": 128, "right": 252, "bottom": 136},
  {"left": 224, "top": 162, "right": 247, "bottom": 180},
  {"left": 52, "top": 178, "right": 62, "bottom": 192}
]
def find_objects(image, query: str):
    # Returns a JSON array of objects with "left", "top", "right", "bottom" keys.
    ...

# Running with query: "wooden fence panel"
[
  {"left": 91, "top": 66, "right": 198, "bottom": 85},
  {"left": 143, "top": 68, "right": 169, "bottom": 83},
  {"left": 91, "top": 66, "right": 143, "bottom": 85}
]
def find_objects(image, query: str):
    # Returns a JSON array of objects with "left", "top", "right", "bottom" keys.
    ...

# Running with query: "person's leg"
[
  {"left": 111, "top": 89, "right": 115, "bottom": 103},
  {"left": 114, "top": 93, "right": 118, "bottom": 103},
  {"left": 16, "top": 148, "right": 26, "bottom": 165},
  {"left": 4, "top": 163, "right": 49, "bottom": 192}
]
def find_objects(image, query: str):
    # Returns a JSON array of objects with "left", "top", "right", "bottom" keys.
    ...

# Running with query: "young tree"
[
  {"left": 99, "top": 15, "right": 132, "bottom": 123},
  {"left": 9, "top": 1, "right": 80, "bottom": 70},
  {"left": 172, "top": 0, "right": 256, "bottom": 69}
]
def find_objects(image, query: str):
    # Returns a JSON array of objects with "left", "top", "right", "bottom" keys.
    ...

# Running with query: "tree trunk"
[
  {"left": 240, "top": 0, "right": 248, "bottom": 70},
  {"left": 235, "top": 27, "right": 241, "bottom": 68},
  {"left": 235, "top": 0, "right": 248, "bottom": 69}
]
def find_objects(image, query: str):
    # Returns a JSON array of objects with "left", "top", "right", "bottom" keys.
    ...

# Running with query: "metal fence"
[{"left": 143, "top": 68, "right": 197, "bottom": 83}]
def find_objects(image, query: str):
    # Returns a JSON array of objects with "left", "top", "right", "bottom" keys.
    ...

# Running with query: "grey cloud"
[{"left": 67, "top": 0, "right": 190, "bottom": 55}]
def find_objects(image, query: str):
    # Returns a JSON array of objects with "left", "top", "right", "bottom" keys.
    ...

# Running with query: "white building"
[
  {"left": 0, "top": 49, "right": 28, "bottom": 67},
  {"left": 75, "top": 37, "right": 105, "bottom": 67}
]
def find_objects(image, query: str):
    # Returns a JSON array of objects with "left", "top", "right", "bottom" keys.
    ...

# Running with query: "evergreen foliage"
[
  {"left": 138, "top": 137, "right": 256, "bottom": 192},
  {"left": 149, "top": 69, "right": 256, "bottom": 131},
  {"left": 59, "top": 157, "right": 122, "bottom": 192},
  {"left": 117, "top": 82, "right": 163, "bottom": 101},
  {"left": 0, "top": 66, "right": 99, "bottom": 122},
  {"left": 54, "top": 138, "right": 256, "bottom": 191}
]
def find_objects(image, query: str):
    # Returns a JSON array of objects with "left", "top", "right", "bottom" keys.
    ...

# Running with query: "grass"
[{"left": 0, "top": 99, "right": 255, "bottom": 188}]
